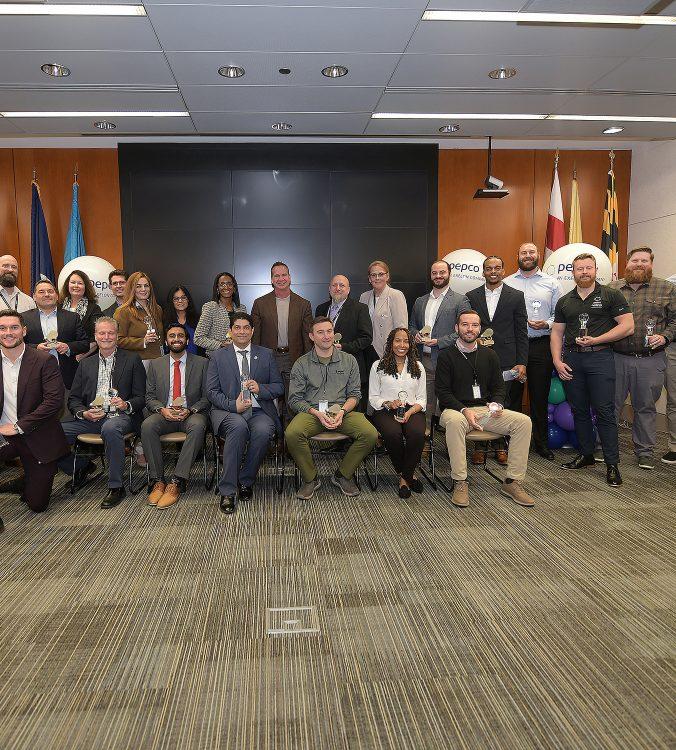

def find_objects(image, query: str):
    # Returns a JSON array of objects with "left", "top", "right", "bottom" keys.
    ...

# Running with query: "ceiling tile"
[
  {"left": 366, "top": 116, "right": 535, "bottom": 137},
  {"left": 551, "top": 92, "right": 676, "bottom": 117},
  {"left": 377, "top": 90, "right": 570, "bottom": 113},
  {"left": 0, "top": 89, "right": 185, "bottom": 111},
  {"left": 524, "top": 0, "right": 662, "bottom": 11},
  {"left": 591, "top": 58, "right": 676, "bottom": 93},
  {"left": 426, "top": 1, "right": 526, "bottom": 8},
  {"left": 10, "top": 116, "right": 196, "bottom": 135},
  {"left": 0, "top": 119, "right": 26, "bottom": 135},
  {"left": 524, "top": 119, "right": 676, "bottom": 138},
  {"left": 191, "top": 112, "right": 371, "bottom": 135}
]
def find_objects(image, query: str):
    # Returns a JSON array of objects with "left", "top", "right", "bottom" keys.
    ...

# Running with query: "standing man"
[
  {"left": 0, "top": 309, "right": 68, "bottom": 513},
  {"left": 551, "top": 253, "right": 633, "bottom": 486},
  {"left": 409, "top": 260, "right": 471, "bottom": 425},
  {"left": 57, "top": 317, "right": 146, "bottom": 507},
  {"left": 251, "top": 262, "right": 312, "bottom": 418},
  {"left": 664, "top": 273, "right": 676, "bottom": 465},
  {"left": 609, "top": 247, "right": 676, "bottom": 470},
  {"left": 101, "top": 269, "right": 128, "bottom": 318},
  {"left": 142, "top": 323, "right": 210, "bottom": 508},
  {"left": 316, "top": 275, "right": 373, "bottom": 409},
  {"left": 286, "top": 316, "right": 378, "bottom": 500},
  {"left": 505, "top": 242, "right": 563, "bottom": 459},
  {"left": 0, "top": 254, "right": 36, "bottom": 313},
  {"left": 207, "top": 313, "right": 283, "bottom": 515}
]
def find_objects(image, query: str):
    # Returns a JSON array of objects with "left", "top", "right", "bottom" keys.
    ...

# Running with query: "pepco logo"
[
  {"left": 557, "top": 263, "right": 574, "bottom": 273},
  {"left": 449, "top": 263, "right": 481, "bottom": 273}
]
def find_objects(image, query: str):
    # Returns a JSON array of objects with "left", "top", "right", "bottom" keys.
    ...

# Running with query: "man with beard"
[
  {"left": 551, "top": 253, "right": 634, "bottom": 486},
  {"left": 437, "top": 310, "right": 534, "bottom": 509},
  {"left": 609, "top": 247, "right": 676, "bottom": 470},
  {"left": 0, "top": 255, "right": 36, "bottom": 314},
  {"left": 505, "top": 242, "right": 563, "bottom": 459},
  {"left": 665, "top": 273, "right": 676, "bottom": 465}
]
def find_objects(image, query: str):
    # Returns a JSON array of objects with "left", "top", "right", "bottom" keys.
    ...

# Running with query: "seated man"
[
  {"left": 436, "top": 310, "right": 534, "bottom": 508},
  {"left": 142, "top": 323, "right": 210, "bottom": 508},
  {"left": 286, "top": 316, "right": 378, "bottom": 500},
  {"left": 56, "top": 317, "right": 146, "bottom": 508},
  {"left": 207, "top": 313, "right": 283, "bottom": 515}
]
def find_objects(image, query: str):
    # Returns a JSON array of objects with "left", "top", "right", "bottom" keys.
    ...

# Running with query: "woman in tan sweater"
[{"left": 114, "top": 271, "right": 164, "bottom": 364}]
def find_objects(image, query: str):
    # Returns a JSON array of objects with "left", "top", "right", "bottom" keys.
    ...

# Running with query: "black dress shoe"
[
  {"left": 535, "top": 446, "right": 555, "bottom": 460},
  {"left": 408, "top": 478, "right": 424, "bottom": 494},
  {"left": 73, "top": 460, "right": 97, "bottom": 491},
  {"left": 398, "top": 484, "right": 412, "bottom": 499},
  {"left": 101, "top": 486, "right": 126, "bottom": 509},
  {"left": 561, "top": 454, "right": 596, "bottom": 470},
  {"left": 238, "top": 484, "right": 254, "bottom": 501},
  {"left": 220, "top": 495, "right": 236, "bottom": 514},
  {"left": 606, "top": 464, "right": 622, "bottom": 486}
]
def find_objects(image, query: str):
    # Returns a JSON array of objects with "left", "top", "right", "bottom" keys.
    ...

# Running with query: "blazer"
[
  {"left": 0, "top": 346, "right": 68, "bottom": 463},
  {"left": 67, "top": 347, "right": 147, "bottom": 426},
  {"left": 114, "top": 304, "right": 164, "bottom": 361},
  {"left": 251, "top": 290, "right": 312, "bottom": 364},
  {"left": 194, "top": 300, "right": 246, "bottom": 354},
  {"left": 77, "top": 302, "right": 103, "bottom": 341},
  {"left": 466, "top": 283, "right": 529, "bottom": 370},
  {"left": 359, "top": 285, "right": 409, "bottom": 358},
  {"left": 145, "top": 353, "right": 210, "bottom": 415},
  {"left": 315, "top": 296, "right": 373, "bottom": 382},
  {"left": 101, "top": 302, "right": 121, "bottom": 319},
  {"left": 409, "top": 288, "right": 471, "bottom": 364},
  {"left": 206, "top": 344, "right": 284, "bottom": 435},
  {"left": 23, "top": 307, "right": 90, "bottom": 388}
]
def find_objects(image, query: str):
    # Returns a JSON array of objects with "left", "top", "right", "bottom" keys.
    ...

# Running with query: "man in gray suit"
[
  {"left": 142, "top": 323, "right": 210, "bottom": 508},
  {"left": 410, "top": 260, "right": 471, "bottom": 424}
]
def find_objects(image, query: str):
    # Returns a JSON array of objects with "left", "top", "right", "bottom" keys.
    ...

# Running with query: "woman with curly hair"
[
  {"left": 368, "top": 327, "right": 426, "bottom": 498},
  {"left": 114, "top": 271, "right": 164, "bottom": 364}
]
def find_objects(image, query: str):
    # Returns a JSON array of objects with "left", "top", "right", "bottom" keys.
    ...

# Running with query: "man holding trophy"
[{"left": 550, "top": 253, "right": 633, "bottom": 486}]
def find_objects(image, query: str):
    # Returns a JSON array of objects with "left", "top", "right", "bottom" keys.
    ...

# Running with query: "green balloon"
[{"left": 548, "top": 377, "right": 566, "bottom": 405}]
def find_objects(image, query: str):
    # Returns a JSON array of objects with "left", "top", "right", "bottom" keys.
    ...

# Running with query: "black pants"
[
  {"left": 509, "top": 336, "right": 553, "bottom": 450},
  {"left": 0, "top": 436, "right": 57, "bottom": 513},
  {"left": 371, "top": 409, "right": 426, "bottom": 482}
]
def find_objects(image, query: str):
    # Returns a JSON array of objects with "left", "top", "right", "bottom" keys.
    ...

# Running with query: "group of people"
[{"left": 0, "top": 242, "right": 674, "bottom": 522}]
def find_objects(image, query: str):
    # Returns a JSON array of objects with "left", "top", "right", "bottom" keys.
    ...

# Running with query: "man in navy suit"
[{"left": 207, "top": 312, "right": 284, "bottom": 515}]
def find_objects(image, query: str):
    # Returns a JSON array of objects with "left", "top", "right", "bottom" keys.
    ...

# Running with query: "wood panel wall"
[{"left": 439, "top": 148, "right": 631, "bottom": 277}]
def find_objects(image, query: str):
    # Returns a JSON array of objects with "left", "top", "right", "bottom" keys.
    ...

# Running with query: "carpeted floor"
[{"left": 0, "top": 431, "right": 674, "bottom": 750}]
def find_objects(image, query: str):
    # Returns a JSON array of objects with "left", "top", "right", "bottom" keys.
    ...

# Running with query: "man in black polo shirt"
[
  {"left": 437, "top": 310, "right": 534, "bottom": 508},
  {"left": 551, "top": 253, "right": 633, "bottom": 486}
]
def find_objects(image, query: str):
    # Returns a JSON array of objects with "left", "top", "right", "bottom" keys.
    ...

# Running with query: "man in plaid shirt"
[{"left": 610, "top": 247, "right": 676, "bottom": 470}]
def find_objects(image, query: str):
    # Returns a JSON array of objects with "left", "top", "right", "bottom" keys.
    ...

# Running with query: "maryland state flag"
[
  {"left": 601, "top": 161, "right": 619, "bottom": 281},
  {"left": 30, "top": 180, "right": 55, "bottom": 292}
]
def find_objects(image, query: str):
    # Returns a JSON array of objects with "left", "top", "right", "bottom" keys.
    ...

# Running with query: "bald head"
[
  {"left": 329, "top": 275, "right": 350, "bottom": 304},
  {"left": 0, "top": 255, "right": 19, "bottom": 290},
  {"left": 517, "top": 242, "right": 540, "bottom": 273}
]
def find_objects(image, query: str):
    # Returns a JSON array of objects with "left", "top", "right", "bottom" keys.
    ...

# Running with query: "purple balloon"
[
  {"left": 548, "top": 411, "right": 554, "bottom": 423},
  {"left": 554, "top": 401, "right": 575, "bottom": 432},
  {"left": 547, "top": 403, "right": 556, "bottom": 415}
]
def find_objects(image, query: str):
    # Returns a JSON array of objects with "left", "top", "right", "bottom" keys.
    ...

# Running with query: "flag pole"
[{"left": 74, "top": 163, "right": 79, "bottom": 184}]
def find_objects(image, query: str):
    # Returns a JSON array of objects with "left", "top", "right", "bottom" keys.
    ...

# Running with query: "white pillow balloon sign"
[
  {"left": 542, "top": 244, "right": 613, "bottom": 294},
  {"left": 57, "top": 256, "right": 117, "bottom": 311},
  {"left": 442, "top": 249, "right": 487, "bottom": 295}
]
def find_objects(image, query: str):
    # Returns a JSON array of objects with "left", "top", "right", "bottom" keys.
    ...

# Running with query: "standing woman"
[
  {"left": 114, "top": 271, "right": 164, "bottom": 365},
  {"left": 369, "top": 327, "right": 426, "bottom": 498},
  {"left": 194, "top": 272, "right": 246, "bottom": 355},
  {"left": 59, "top": 269, "right": 102, "bottom": 360},
  {"left": 359, "top": 260, "right": 408, "bottom": 361},
  {"left": 164, "top": 285, "right": 200, "bottom": 355}
]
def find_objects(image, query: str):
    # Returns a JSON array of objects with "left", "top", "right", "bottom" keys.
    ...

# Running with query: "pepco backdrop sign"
[
  {"left": 442, "top": 249, "right": 486, "bottom": 294},
  {"left": 542, "top": 244, "right": 613, "bottom": 294},
  {"left": 57, "top": 256, "right": 116, "bottom": 310}
]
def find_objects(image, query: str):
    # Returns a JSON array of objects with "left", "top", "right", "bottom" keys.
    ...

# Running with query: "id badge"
[
  {"left": 318, "top": 401, "right": 329, "bottom": 413},
  {"left": 472, "top": 384, "right": 481, "bottom": 399}
]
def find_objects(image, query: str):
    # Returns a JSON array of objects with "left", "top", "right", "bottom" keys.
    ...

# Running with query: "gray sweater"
[{"left": 288, "top": 348, "right": 361, "bottom": 414}]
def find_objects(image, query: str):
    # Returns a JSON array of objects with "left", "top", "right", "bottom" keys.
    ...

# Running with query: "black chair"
[
  {"left": 142, "top": 428, "right": 215, "bottom": 491},
  {"left": 71, "top": 431, "right": 141, "bottom": 494}
]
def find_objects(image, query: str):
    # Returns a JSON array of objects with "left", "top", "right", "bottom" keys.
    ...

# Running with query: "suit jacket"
[
  {"left": 251, "top": 290, "right": 312, "bottom": 364},
  {"left": 0, "top": 345, "right": 68, "bottom": 463},
  {"left": 101, "top": 302, "right": 121, "bottom": 319},
  {"left": 206, "top": 344, "right": 284, "bottom": 435},
  {"left": 359, "top": 285, "right": 409, "bottom": 358},
  {"left": 315, "top": 296, "right": 373, "bottom": 382},
  {"left": 67, "top": 347, "right": 147, "bottom": 426},
  {"left": 23, "top": 307, "right": 90, "bottom": 388},
  {"left": 466, "top": 283, "right": 529, "bottom": 369},
  {"left": 78, "top": 303, "right": 103, "bottom": 341},
  {"left": 145, "top": 353, "right": 210, "bottom": 414},
  {"left": 409, "top": 288, "right": 471, "bottom": 364}
]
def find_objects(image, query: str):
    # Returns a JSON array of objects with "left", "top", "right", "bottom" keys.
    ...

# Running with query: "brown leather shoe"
[
  {"left": 147, "top": 481, "right": 166, "bottom": 506},
  {"left": 495, "top": 449, "right": 508, "bottom": 465},
  {"left": 471, "top": 449, "right": 486, "bottom": 465},
  {"left": 500, "top": 480, "right": 534, "bottom": 507},
  {"left": 157, "top": 481, "right": 181, "bottom": 509},
  {"left": 451, "top": 480, "right": 470, "bottom": 507}
]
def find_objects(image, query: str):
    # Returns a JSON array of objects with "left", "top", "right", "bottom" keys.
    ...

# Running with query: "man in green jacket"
[{"left": 286, "top": 316, "right": 378, "bottom": 500}]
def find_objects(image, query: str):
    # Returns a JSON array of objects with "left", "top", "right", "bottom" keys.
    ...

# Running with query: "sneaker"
[
  {"left": 331, "top": 471, "right": 360, "bottom": 497},
  {"left": 296, "top": 478, "right": 321, "bottom": 500},
  {"left": 500, "top": 480, "right": 535, "bottom": 507},
  {"left": 661, "top": 451, "right": 676, "bottom": 465},
  {"left": 594, "top": 450, "right": 604, "bottom": 464},
  {"left": 451, "top": 480, "right": 469, "bottom": 507},
  {"left": 638, "top": 456, "right": 655, "bottom": 470}
]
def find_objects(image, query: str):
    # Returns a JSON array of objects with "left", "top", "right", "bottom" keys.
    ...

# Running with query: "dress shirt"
[
  {"left": 484, "top": 284, "right": 503, "bottom": 321},
  {"left": 1, "top": 343, "right": 25, "bottom": 427},
  {"left": 504, "top": 269, "right": 562, "bottom": 338},
  {"left": 96, "top": 350, "right": 116, "bottom": 403},
  {"left": 234, "top": 346, "right": 260, "bottom": 408},
  {"left": 423, "top": 286, "right": 449, "bottom": 353},
  {"left": 368, "top": 358, "right": 427, "bottom": 411},
  {"left": 167, "top": 351, "right": 188, "bottom": 407},
  {"left": 39, "top": 308, "right": 61, "bottom": 360},
  {"left": 0, "top": 287, "right": 36, "bottom": 314},
  {"left": 328, "top": 298, "right": 347, "bottom": 323}
]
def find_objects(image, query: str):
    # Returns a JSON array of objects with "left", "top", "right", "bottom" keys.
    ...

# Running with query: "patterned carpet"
[{"left": 0, "top": 430, "right": 674, "bottom": 750}]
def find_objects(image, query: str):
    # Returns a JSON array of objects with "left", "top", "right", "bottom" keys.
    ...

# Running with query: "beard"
[
  {"left": 0, "top": 272, "right": 17, "bottom": 288},
  {"left": 518, "top": 258, "right": 538, "bottom": 272},
  {"left": 625, "top": 267, "right": 652, "bottom": 285},
  {"left": 432, "top": 277, "right": 448, "bottom": 288},
  {"left": 575, "top": 276, "right": 595, "bottom": 289}
]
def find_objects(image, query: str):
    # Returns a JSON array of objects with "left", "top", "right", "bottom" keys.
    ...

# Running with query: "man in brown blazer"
[
  {"left": 0, "top": 309, "right": 68, "bottom": 513},
  {"left": 251, "top": 261, "right": 313, "bottom": 417}
]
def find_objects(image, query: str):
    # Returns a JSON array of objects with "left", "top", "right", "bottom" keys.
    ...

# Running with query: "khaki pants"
[{"left": 439, "top": 406, "right": 532, "bottom": 482}]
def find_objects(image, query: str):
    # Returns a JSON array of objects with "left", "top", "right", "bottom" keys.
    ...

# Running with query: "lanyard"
[
  {"left": 0, "top": 292, "right": 18, "bottom": 311},
  {"left": 457, "top": 344, "right": 480, "bottom": 383}
]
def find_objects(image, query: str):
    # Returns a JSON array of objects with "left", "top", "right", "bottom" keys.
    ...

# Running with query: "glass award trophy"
[
  {"left": 395, "top": 390, "right": 408, "bottom": 421},
  {"left": 645, "top": 317, "right": 656, "bottom": 348},
  {"left": 420, "top": 325, "right": 432, "bottom": 343},
  {"left": 241, "top": 374, "right": 251, "bottom": 401},
  {"left": 44, "top": 329, "right": 58, "bottom": 349},
  {"left": 578, "top": 313, "right": 589, "bottom": 338},
  {"left": 479, "top": 327, "right": 494, "bottom": 346},
  {"left": 326, "top": 403, "right": 342, "bottom": 421},
  {"left": 171, "top": 395, "right": 186, "bottom": 414},
  {"left": 333, "top": 332, "right": 343, "bottom": 345},
  {"left": 531, "top": 299, "right": 541, "bottom": 316},
  {"left": 107, "top": 387, "right": 120, "bottom": 418},
  {"left": 90, "top": 395, "right": 105, "bottom": 418}
]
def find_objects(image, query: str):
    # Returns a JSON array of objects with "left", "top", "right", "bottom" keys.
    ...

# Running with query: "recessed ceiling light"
[
  {"left": 488, "top": 66, "right": 517, "bottom": 80},
  {"left": 0, "top": 4, "right": 146, "bottom": 15},
  {"left": 218, "top": 65, "right": 245, "bottom": 79},
  {"left": 0, "top": 111, "right": 189, "bottom": 118},
  {"left": 603, "top": 126, "right": 624, "bottom": 135},
  {"left": 94, "top": 121, "right": 116, "bottom": 130},
  {"left": 278, "top": 68, "right": 291, "bottom": 75},
  {"left": 271, "top": 122, "right": 292, "bottom": 131},
  {"left": 422, "top": 10, "right": 676, "bottom": 26},
  {"left": 321, "top": 65, "right": 348, "bottom": 78},
  {"left": 439, "top": 124, "right": 460, "bottom": 133},
  {"left": 41, "top": 63, "right": 71, "bottom": 78}
]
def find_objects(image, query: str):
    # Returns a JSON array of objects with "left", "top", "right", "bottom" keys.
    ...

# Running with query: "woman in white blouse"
[
  {"left": 369, "top": 327, "right": 426, "bottom": 498},
  {"left": 359, "top": 260, "right": 409, "bottom": 359}
]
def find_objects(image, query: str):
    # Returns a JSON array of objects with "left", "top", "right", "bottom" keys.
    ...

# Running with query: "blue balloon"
[
  {"left": 547, "top": 423, "right": 567, "bottom": 449},
  {"left": 547, "top": 411, "right": 554, "bottom": 423}
]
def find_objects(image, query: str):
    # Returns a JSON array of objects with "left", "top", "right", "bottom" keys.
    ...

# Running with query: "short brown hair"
[
  {"left": 311, "top": 315, "right": 332, "bottom": 330},
  {"left": 33, "top": 278, "right": 57, "bottom": 292},
  {"left": 108, "top": 269, "right": 128, "bottom": 283},
  {"left": 368, "top": 260, "right": 389, "bottom": 275},
  {"left": 271, "top": 261, "right": 289, "bottom": 276},
  {"left": 456, "top": 309, "right": 481, "bottom": 325},
  {"left": 627, "top": 246, "right": 654, "bottom": 261},
  {"left": 0, "top": 309, "right": 25, "bottom": 326},
  {"left": 572, "top": 253, "right": 597, "bottom": 268}
]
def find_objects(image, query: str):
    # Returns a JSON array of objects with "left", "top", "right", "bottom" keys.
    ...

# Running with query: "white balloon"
[
  {"left": 442, "top": 249, "right": 487, "bottom": 294},
  {"left": 542, "top": 244, "right": 613, "bottom": 294},
  {"left": 57, "top": 256, "right": 117, "bottom": 310}
]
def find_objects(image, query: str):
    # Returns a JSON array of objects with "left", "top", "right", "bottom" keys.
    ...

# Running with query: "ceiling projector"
[{"left": 474, "top": 137, "right": 509, "bottom": 199}]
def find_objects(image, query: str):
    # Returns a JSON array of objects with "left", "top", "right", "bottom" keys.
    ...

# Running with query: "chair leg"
[
  {"left": 362, "top": 449, "right": 377, "bottom": 491},
  {"left": 70, "top": 443, "right": 78, "bottom": 494},
  {"left": 482, "top": 452, "right": 503, "bottom": 484},
  {"left": 274, "top": 438, "right": 284, "bottom": 495},
  {"left": 203, "top": 436, "right": 210, "bottom": 489}
]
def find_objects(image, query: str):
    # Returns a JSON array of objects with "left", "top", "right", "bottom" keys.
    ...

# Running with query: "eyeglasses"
[
  {"left": 173, "top": 296, "right": 188, "bottom": 303},
  {"left": 369, "top": 272, "right": 386, "bottom": 279}
]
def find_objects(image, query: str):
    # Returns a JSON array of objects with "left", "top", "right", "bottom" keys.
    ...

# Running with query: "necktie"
[{"left": 172, "top": 360, "right": 181, "bottom": 401}]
